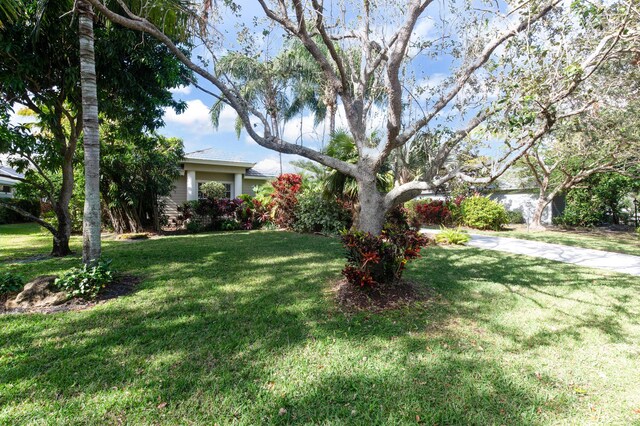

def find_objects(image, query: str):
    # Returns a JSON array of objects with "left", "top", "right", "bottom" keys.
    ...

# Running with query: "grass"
[
  {"left": 477, "top": 227, "right": 640, "bottom": 257},
  {"left": 1, "top": 223, "right": 640, "bottom": 425}
]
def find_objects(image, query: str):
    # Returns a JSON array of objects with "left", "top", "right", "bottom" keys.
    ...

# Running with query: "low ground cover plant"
[
  {"left": 117, "top": 233, "right": 149, "bottom": 240},
  {"left": 435, "top": 227, "right": 471, "bottom": 245},
  {"left": 54, "top": 259, "right": 115, "bottom": 299},
  {"left": 0, "top": 272, "right": 25, "bottom": 294}
]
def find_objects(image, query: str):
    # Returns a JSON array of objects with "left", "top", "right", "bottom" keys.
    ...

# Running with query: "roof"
[
  {"left": 0, "top": 165, "right": 23, "bottom": 186},
  {"left": 183, "top": 148, "right": 255, "bottom": 166},
  {"left": 245, "top": 168, "right": 277, "bottom": 179}
]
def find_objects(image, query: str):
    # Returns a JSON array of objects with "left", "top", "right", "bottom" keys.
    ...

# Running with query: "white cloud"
[
  {"left": 253, "top": 155, "right": 297, "bottom": 175},
  {"left": 170, "top": 85, "right": 192, "bottom": 95},
  {"left": 413, "top": 17, "right": 435, "bottom": 40},
  {"left": 164, "top": 100, "right": 239, "bottom": 135},
  {"left": 164, "top": 99, "right": 212, "bottom": 133}
]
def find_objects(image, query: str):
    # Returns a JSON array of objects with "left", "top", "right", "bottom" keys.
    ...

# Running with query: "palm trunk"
[{"left": 78, "top": 0, "right": 101, "bottom": 264}]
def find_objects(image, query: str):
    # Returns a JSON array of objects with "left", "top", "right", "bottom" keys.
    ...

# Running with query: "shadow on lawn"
[{"left": 1, "top": 232, "right": 638, "bottom": 424}]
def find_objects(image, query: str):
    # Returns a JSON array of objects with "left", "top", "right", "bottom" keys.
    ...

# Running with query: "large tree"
[
  {"left": 0, "top": 0, "right": 189, "bottom": 255},
  {"left": 88, "top": 0, "right": 639, "bottom": 235},
  {"left": 101, "top": 124, "right": 184, "bottom": 233},
  {"left": 524, "top": 102, "right": 640, "bottom": 229}
]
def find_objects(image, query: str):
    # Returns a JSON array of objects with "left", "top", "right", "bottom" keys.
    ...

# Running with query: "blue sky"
[{"left": 154, "top": 0, "right": 491, "bottom": 173}]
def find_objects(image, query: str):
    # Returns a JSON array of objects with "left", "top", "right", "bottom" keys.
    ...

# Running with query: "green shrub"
[
  {"left": 199, "top": 181, "right": 227, "bottom": 198},
  {"left": 554, "top": 189, "right": 604, "bottom": 227},
  {"left": 54, "top": 259, "right": 114, "bottom": 299},
  {"left": 341, "top": 228, "right": 430, "bottom": 287},
  {"left": 0, "top": 198, "right": 41, "bottom": 225},
  {"left": 293, "top": 189, "right": 351, "bottom": 235},
  {"left": 435, "top": 227, "right": 471, "bottom": 245},
  {"left": 0, "top": 272, "right": 25, "bottom": 294},
  {"left": 460, "top": 195, "right": 508, "bottom": 230},
  {"left": 505, "top": 210, "right": 525, "bottom": 224}
]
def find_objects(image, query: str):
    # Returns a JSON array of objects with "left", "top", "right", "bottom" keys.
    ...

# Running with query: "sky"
[
  {"left": 4, "top": 0, "right": 522, "bottom": 174},
  {"left": 154, "top": 0, "right": 518, "bottom": 173}
]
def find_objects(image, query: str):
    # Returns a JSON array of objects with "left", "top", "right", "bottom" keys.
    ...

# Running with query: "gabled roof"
[
  {"left": 183, "top": 148, "right": 255, "bottom": 167},
  {"left": 0, "top": 165, "right": 23, "bottom": 186},
  {"left": 245, "top": 168, "right": 277, "bottom": 179}
]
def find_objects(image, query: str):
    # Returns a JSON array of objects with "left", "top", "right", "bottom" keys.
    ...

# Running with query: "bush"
[
  {"left": 505, "top": 210, "right": 525, "bottom": 224},
  {"left": 0, "top": 198, "right": 41, "bottom": 225},
  {"left": 179, "top": 195, "right": 267, "bottom": 232},
  {"left": 54, "top": 259, "right": 114, "bottom": 299},
  {"left": 341, "top": 228, "right": 429, "bottom": 287},
  {"left": 293, "top": 189, "right": 351, "bottom": 235},
  {"left": 553, "top": 189, "right": 604, "bottom": 227},
  {"left": 407, "top": 199, "right": 451, "bottom": 226},
  {"left": 199, "top": 181, "right": 227, "bottom": 198},
  {"left": 270, "top": 174, "right": 303, "bottom": 229},
  {"left": 460, "top": 195, "right": 508, "bottom": 230},
  {"left": 0, "top": 272, "right": 25, "bottom": 294},
  {"left": 435, "top": 227, "right": 470, "bottom": 245}
]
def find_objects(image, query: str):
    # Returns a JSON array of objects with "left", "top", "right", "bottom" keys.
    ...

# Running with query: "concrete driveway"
[{"left": 421, "top": 229, "right": 640, "bottom": 276}]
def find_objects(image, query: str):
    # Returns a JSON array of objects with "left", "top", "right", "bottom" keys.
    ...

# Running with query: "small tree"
[{"left": 199, "top": 181, "right": 227, "bottom": 199}]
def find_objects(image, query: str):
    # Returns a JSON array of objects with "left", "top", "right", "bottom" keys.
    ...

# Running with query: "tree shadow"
[{"left": 1, "top": 232, "right": 638, "bottom": 423}]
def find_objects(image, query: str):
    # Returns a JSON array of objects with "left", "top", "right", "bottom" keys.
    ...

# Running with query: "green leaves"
[{"left": 54, "top": 259, "right": 114, "bottom": 299}]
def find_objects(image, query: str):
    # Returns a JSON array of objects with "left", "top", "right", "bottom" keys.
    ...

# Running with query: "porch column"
[
  {"left": 234, "top": 173, "right": 243, "bottom": 198},
  {"left": 186, "top": 170, "right": 197, "bottom": 201}
]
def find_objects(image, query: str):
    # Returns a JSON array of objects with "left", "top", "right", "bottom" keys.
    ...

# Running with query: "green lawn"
[
  {"left": 475, "top": 227, "right": 640, "bottom": 257},
  {"left": 1, "top": 223, "right": 640, "bottom": 425}
]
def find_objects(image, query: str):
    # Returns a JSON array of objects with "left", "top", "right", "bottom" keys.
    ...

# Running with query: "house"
[
  {"left": 0, "top": 165, "right": 23, "bottom": 199},
  {"left": 164, "top": 149, "right": 276, "bottom": 223},
  {"left": 416, "top": 171, "right": 565, "bottom": 225}
]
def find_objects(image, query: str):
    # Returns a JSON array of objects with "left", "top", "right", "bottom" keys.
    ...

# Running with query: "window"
[
  {"left": 1, "top": 185, "right": 10, "bottom": 194},
  {"left": 197, "top": 182, "right": 232, "bottom": 199}
]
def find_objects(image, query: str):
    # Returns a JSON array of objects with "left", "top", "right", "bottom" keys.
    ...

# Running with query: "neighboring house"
[
  {"left": 417, "top": 172, "right": 565, "bottom": 225},
  {"left": 0, "top": 165, "right": 23, "bottom": 199},
  {"left": 164, "top": 149, "right": 276, "bottom": 224}
]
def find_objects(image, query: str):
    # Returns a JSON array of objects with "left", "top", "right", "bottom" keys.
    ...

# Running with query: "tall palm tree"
[
  {"left": 76, "top": 0, "right": 192, "bottom": 264},
  {"left": 77, "top": 0, "right": 101, "bottom": 264}
]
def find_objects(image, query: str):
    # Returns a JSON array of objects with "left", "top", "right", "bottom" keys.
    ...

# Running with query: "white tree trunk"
[
  {"left": 79, "top": 0, "right": 101, "bottom": 264},
  {"left": 354, "top": 173, "right": 386, "bottom": 234},
  {"left": 531, "top": 195, "right": 552, "bottom": 230}
]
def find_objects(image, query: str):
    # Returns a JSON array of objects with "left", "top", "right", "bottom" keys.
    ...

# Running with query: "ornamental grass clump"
[{"left": 435, "top": 227, "right": 471, "bottom": 245}]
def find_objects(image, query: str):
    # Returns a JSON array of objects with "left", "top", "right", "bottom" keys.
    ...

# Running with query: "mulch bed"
[
  {"left": 334, "top": 279, "right": 432, "bottom": 313},
  {"left": 1, "top": 275, "right": 142, "bottom": 315}
]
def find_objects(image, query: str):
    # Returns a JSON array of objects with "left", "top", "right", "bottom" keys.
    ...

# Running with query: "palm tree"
[
  {"left": 76, "top": 0, "right": 192, "bottom": 264},
  {"left": 0, "top": 0, "right": 20, "bottom": 28},
  {"left": 77, "top": 0, "right": 101, "bottom": 264}
]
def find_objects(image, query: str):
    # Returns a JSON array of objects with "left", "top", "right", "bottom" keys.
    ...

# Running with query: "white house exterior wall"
[{"left": 489, "top": 192, "right": 552, "bottom": 225}]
